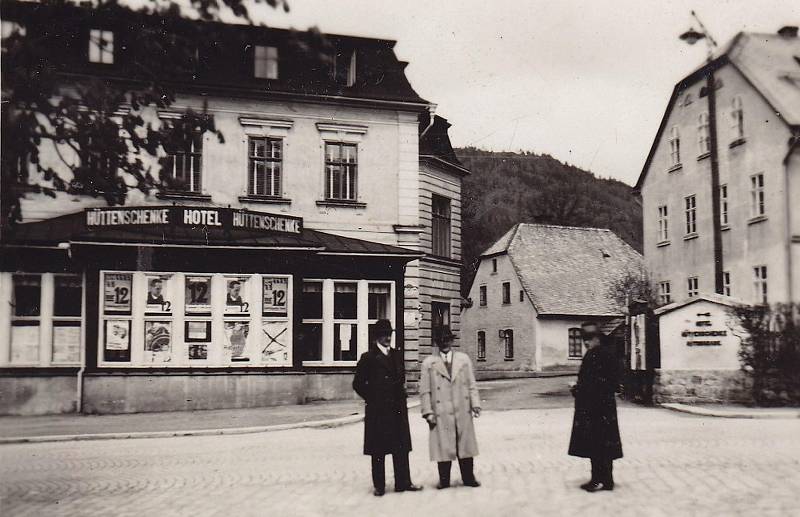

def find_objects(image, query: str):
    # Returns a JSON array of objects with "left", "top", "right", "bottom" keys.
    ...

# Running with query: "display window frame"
[
  {"left": 0, "top": 272, "right": 85, "bottom": 368},
  {"left": 301, "top": 278, "right": 395, "bottom": 367},
  {"left": 97, "top": 270, "right": 293, "bottom": 368}
]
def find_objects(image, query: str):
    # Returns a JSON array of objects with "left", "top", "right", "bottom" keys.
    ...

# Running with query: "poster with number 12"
[
  {"left": 262, "top": 277, "right": 288, "bottom": 316},
  {"left": 104, "top": 273, "right": 133, "bottom": 313}
]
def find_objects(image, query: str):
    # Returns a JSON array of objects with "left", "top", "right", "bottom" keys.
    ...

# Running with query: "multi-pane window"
[
  {"left": 53, "top": 275, "right": 83, "bottom": 363},
  {"left": 301, "top": 281, "right": 323, "bottom": 361},
  {"left": 750, "top": 173, "right": 765, "bottom": 217},
  {"left": 89, "top": 29, "right": 114, "bottom": 64},
  {"left": 685, "top": 195, "right": 697, "bottom": 235},
  {"left": 669, "top": 126, "right": 681, "bottom": 165},
  {"left": 658, "top": 281, "right": 672, "bottom": 305},
  {"left": 431, "top": 195, "right": 452, "bottom": 258},
  {"left": 687, "top": 277, "right": 699, "bottom": 298},
  {"left": 698, "top": 112, "right": 710, "bottom": 155},
  {"left": 502, "top": 282, "right": 511, "bottom": 305},
  {"left": 720, "top": 184, "right": 729, "bottom": 226},
  {"left": 333, "top": 282, "right": 358, "bottom": 362},
  {"left": 477, "top": 331, "right": 486, "bottom": 361},
  {"left": 248, "top": 137, "right": 282, "bottom": 197},
  {"left": 568, "top": 328, "right": 583, "bottom": 359},
  {"left": 324, "top": 142, "right": 357, "bottom": 201},
  {"left": 479, "top": 285, "right": 487, "bottom": 307},
  {"left": 731, "top": 96, "right": 744, "bottom": 140},
  {"left": 10, "top": 274, "right": 41, "bottom": 364},
  {"left": 164, "top": 132, "right": 203, "bottom": 193},
  {"left": 657, "top": 205, "right": 669, "bottom": 242},
  {"left": 502, "top": 329, "right": 514, "bottom": 360},
  {"left": 723, "top": 271, "right": 731, "bottom": 296},
  {"left": 431, "top": 302, "right": 450, "bottom": 345},
  {"left": 254, "top": 45, "right": 278, "bottom": 79},
  {"left": 333, "top": 50, "right": 357, "bottom": 86},
  {"left": 753, "top": 266, "right": 768, "bottom": 305}
]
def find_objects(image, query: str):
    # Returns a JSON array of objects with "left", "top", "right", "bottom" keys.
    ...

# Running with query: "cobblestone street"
[{"left": 2, "top": 404, "right": 800, "bottom": 517}]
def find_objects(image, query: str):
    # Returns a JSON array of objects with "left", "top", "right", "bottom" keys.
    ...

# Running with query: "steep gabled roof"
[
  {"left": 634, "top": 29, "right": 800, "bottom": 193},
  {"left": 482, "top": 224, "right": 643, "bottom": 317}
]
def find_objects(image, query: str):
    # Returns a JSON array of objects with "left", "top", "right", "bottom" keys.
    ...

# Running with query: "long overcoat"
[
  {"left": 353, "top": 347, "right": 412, "bottom": 456},
  {"left": 568, "top": 342, "right": 623, "bottom": 460},
  {"left": 419, "top": 351, "right": 481, "bottom": 462}
]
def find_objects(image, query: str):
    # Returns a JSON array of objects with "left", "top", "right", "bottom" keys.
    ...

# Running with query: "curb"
[
  {"left": 0, "top": 400, "right": 421, "bottom": 445},
  {"left": 660, "top": 402, "right": 800, "bottom": 419}
]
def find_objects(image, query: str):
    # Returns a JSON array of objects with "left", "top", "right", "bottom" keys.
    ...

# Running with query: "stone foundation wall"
[{"left": 653, "top": 370, "right": 752, "bottom": 405}]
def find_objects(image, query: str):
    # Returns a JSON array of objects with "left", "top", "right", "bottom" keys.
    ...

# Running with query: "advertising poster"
[
  {"left": 185, "top": 276, "right": 212, "bottom": 314},
  {"left": 104, "top": 319, "right": 131, "bottom": 351},
  {"left": 186, "top": 321, "right": 211, "bottom": 360},
  {"left": 261, "top": 320, "right": 290, "bottom": 364},
  {"left": 10, "top": 324, "right": 40, "bottom": 363},
  {"left": 144, "top": 321, "right": 172, "bottom": 362},
  {"left": 225, "top": 277, "right": 250, "bottom": 315},
  {"left": 262, "top": 276, "right": 288, "bottom": 316},
  {"left": 103, "top": 273, "right": 133, "bottom": 313},
  {"left": 52, "top": 324, "right": 81, "bottom": 363},
  {"left": 145, "top": 275, "right": 173, "bottom": 313},
  {"left": 224, "top": 321, "right": 250, "bottom": 361}
]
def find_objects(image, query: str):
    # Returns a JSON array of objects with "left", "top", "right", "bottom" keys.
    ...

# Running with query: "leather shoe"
[
  {"left": 463, "top": 479, "right": 481, "bottom": 488},
  {"left": 395, "top": 483, "right": 423, "bottom": 492},
  {"left": 436, "top": 482, "right": 450, "bottom": 489},
  {"left": 579, "top": 480, "right": 597, "bottom": 490},
  {"left": 373, "top": 488, "right": 385, "bottom": 497},
  {"left": 582, "top": 481, "right": 613, "bottom": 492}
]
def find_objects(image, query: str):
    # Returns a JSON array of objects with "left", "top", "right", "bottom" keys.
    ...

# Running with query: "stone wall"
[{"left": 653, "top": 369, "right": 752, "bottom": 405}]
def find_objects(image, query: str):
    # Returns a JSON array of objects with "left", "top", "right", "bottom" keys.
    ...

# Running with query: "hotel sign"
[{"left": 85, "top": 206, "right": 303, "bottom": 235}]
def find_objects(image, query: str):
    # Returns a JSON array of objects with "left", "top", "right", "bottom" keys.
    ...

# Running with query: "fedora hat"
[
  {"left": 373, "top": 319, "right": 394, "bottom": 338},
  {"left": 436, "top": 327, "right": 456, "bottom": 345}
]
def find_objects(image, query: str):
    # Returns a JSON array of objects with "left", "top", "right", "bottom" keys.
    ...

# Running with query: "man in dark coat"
[
  {"left": 568, "top": 321, "right": 623, "bottom": 492},
  {"left": 353, "top": 319, "right": 422, "bottom": 496}
]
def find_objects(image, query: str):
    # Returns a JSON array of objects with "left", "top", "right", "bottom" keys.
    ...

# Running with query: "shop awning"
[{"left": 2, "top": 209, "right": 422, "bottom": 259}]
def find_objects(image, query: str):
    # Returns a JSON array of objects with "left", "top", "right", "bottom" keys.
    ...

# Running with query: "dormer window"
[
  {"left": 254, "top": 45, "right": 278, "bottom": 79},
  {"left": 333, "top": 50, "right": 356, "bottom": 86},
  {"left": 89, "top": 29, "right": 114, "bottom": 64}
]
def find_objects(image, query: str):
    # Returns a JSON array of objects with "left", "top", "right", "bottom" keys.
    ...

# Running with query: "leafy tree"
[
  {"left": 1, "top": 0, "right": 290, "bottom": 227},
  {"left": 606, "top": 266, "right": 658, "bottom": 311}
]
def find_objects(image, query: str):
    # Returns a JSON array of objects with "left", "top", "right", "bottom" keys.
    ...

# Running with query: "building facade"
[
  {"left": 461, "top": 224, "right": 642, "bottom": 379},
  {"left": 635, "top": 27, "right": 800, "bottom": 306},
  {"left": 0, "top": 1, "right": 465, "bottom": 414}
]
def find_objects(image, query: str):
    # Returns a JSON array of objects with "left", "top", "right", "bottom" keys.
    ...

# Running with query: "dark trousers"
[
  {"left": 590, "top": 457, "right": 614, "bottom": 484},
  {"left": 437, "top": 457, "right": 475, "bottom": 485},
  {"left": 372, "top": 453, "right": 411, "bottom": 490}
]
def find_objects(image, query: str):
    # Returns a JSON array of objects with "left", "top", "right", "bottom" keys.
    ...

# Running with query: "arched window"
[
  {"left": 669, "top": 126, "right": 681, "bottom": 166},
  {"left": 731, "top": 96, "right": 744, "bottom": 140},
  {"left": 568, "top": 328, "right": 583, "bottom": 358},
  {"left": 697, "top": 112, "right": 710, "bottom": 155}
]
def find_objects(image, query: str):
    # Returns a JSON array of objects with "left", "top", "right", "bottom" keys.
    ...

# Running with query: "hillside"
[{"left": 456, "top": 147, "right": 643, "bottom": 293}]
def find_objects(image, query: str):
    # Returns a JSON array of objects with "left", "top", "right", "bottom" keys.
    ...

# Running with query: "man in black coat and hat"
[
  {"left": 353, "top": 319, "right": 422, "bottom": 496},
  {"left": 568, "top": 320, "right": 623, "bottom": 492}
]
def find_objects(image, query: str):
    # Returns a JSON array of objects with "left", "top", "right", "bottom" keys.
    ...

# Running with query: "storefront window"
[
  {"left": 333, "top": 282, "right": 357, "bottom": 361},
  {"left": 301, "top": 281, "right": 323, "bottom": 361},
  {"left": 99, "top": 271, "right": 292, "bottom": 368},
  {"left": 11, "top": 274, "right": 41, "bottom": 363},
  {"left": 52, "top": 275, "right": 82, "bottom": 363}
]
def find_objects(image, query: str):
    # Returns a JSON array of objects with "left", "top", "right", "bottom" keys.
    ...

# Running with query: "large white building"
[
  {"left": 0, "top": 1, "right": 467, "bottom": 414},
  {"left": 634, "top": 26, "right": 800, "bottom": 306}
]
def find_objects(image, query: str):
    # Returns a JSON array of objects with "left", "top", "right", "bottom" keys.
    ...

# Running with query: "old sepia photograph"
[{"left": 0, "top": 0, "right": 798, "bottom": 515}]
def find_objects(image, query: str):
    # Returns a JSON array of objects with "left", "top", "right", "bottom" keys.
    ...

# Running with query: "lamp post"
[{"left": 680, "top": 11, "right": 724, "bottom": 295}]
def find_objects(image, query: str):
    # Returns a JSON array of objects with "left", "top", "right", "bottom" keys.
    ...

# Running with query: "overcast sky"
[{"left": 252, "top": 0, "right": 797, "bottom": 185}]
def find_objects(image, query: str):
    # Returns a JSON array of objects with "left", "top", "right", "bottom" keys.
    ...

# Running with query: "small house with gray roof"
[{"left": 461, "top": 224, "right": 642, "bottom": 378}]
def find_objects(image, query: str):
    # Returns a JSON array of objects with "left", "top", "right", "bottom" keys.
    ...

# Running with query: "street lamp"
[{"left": 679, "top": 11, "right": 724, "bottom": 295}]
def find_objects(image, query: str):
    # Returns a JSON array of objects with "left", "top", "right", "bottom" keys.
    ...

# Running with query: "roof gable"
[{"left": 492, "top": 224, "right": 642, "bottom": 316}]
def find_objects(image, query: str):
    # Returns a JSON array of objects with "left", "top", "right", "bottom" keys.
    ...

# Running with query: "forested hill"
[{"left": 456, "top": 147, "right": 643, "bottom": 293}]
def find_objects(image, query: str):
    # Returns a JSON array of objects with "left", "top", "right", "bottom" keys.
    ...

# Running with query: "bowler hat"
[
  {"left": 436, "top": 327, "right": 456, "bottom": 345},
  {"left": 373, "top": 319, "right": 394, "bottom": 338}
]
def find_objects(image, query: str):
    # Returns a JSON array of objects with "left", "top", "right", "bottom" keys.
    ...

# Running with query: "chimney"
[{"left": 778, "top": 26, "right": 798, "bottom": 38}]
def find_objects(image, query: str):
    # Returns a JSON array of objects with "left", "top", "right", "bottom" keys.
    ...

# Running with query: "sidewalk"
[
  {"left": 661, "top": 402, "right": 800, "bottom": 419},
  {"left": 0, "top": 398, "right": 399, "bottom": 444}
]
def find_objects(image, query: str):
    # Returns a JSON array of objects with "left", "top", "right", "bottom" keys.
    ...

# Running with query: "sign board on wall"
[{"left": 85, "top": 206, "right": 303, "bottom": 235}]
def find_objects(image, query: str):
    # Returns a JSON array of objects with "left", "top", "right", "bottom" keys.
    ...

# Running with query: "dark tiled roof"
[
  {"left": 419, "top": 113, "right": 468, "bottom": 174},
  {"left": 2, "top": 211, "right": 419, "bottom": 257},
  {"left": 483, "top": 224, "right": 643, "bottom": 317}
]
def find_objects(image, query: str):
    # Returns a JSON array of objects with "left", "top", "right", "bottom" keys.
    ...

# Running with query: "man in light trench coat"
[{"left": 420, "top": 327, "right": 482, "bottom": 489}]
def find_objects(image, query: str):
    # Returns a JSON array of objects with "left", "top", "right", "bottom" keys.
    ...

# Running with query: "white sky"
[{"left": 252, "top": 0, "right": 797, "bottom": 185}]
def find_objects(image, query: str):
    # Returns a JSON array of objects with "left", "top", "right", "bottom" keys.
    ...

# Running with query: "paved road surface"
[{"left": 2, "top": 402, "right": 799, "bottom": 516}]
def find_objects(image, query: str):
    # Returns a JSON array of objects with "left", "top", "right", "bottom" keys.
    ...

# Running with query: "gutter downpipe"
[
  {"left": 60, "top": 241, "right": 85, "bottom": 413},
  {"left": 706, "top": 65, "right": 725, "bottom": 295},
  {"left": 783, "top": 133, "right": 800, "bottom": 302}
]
